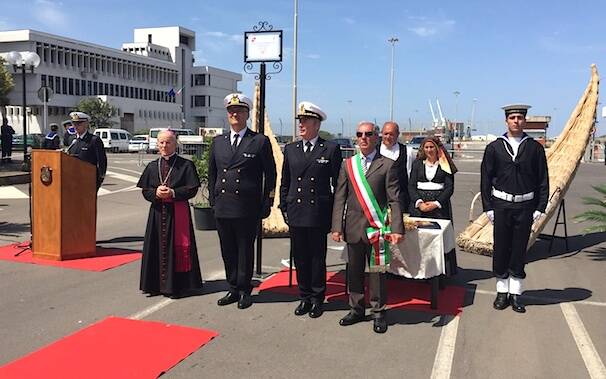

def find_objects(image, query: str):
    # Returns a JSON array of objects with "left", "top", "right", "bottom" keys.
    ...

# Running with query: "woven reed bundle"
[
  {"left": 457, "top": 64, "right": 600, "bottom": 256},
  {"left": 249, "top": 83, "right": 290, "bottom": 237}
]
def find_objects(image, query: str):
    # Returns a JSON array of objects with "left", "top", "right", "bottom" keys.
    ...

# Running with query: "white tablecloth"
[{"left": 388, "top": 217, "right": 455, "bottom": 279}]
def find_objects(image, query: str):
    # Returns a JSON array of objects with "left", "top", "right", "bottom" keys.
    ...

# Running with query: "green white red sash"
[{"left": 346, "top": 154, "right": 391, "bottom": 272}]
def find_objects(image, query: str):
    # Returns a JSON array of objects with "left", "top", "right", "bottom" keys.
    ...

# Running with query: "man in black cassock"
[
  {"left": 481, "top": 104, "right": 549, "bottom": 313},
  {"left": 137, "top": 130, "right": 203, "bottom": 298},
  {"left": 209, "top": 93, "right": 276, "bottom": 310}
]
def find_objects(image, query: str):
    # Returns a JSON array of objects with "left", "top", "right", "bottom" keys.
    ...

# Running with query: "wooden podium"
[{"left": 31, "top": 150, "right": 97, "bottom": 260}]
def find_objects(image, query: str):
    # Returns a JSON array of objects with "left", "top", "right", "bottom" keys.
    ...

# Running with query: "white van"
[
  {"left": 94, "top": 128, "right": 132, "bottom": 153},
  {"left": 148, "top": 127, "right": 194, "bottom": 152}
]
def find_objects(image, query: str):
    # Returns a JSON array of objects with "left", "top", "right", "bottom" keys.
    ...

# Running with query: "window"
[
  {"left": 57, "top": 50, "right": 62, "bottom": 65},
  {"left": 193, "top": 95, "right": 205, "bottom": 107},
  {"left": 148, "top": 34, "right": 152, "bottom": 43},
  {"left": 93, "top": 82, "right": 98, "bottom": 96},
  {"left": 75, "top": 79, "right": 80, "bottom": 95},
  {"left": 119, "top": 133, "right": 127, "bottom": 140},
  {"left": 68, "top": 78, "right": 74, "bottom": 95},
  {"left": 62, "top": 77, "right": 67, "bottom": 94},
  {"left": 102, "top": 131, "right": 108, "bottom": 139},
  {"left": 193, "top": 74, "right": 205, "bottom": 86},
  {"left": 81, "top": 80, "right": 87, "bottom": 95},
  {"left": 55, "top": 77, "right": 61, "bottom": 93},
  {"left": 41, "top": 75, "right": 47, "bottom": 87},
  {"left": 87, "top": 81, "right": 92, "bottom": 95},
  {"left": 111, "top": 132, "right": 119, "bottom": 139},
  {"left": 109, "top": 84, "right": 114, "bottom": 96}
]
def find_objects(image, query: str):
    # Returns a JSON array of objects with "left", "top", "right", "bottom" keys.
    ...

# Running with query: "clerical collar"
[
  {"left": 161, "top": 153, "right": 176, "bottom": 161},
  {"left": 302, "top": 136, "right": 319, "bottom": 147}
]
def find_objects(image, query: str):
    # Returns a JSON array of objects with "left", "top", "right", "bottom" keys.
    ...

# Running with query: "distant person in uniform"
[
  {"left": 66, "top": 112, "right": 107, "bottom": 191},
  {"left": 331, "top": 121, "right": 404, "bottom": 334},
  {"left": 137, "top": 130, "right": 203, "bottom": 298},
  {"left": 481, "top": 104, "right": 549, "bottom": 313},
  {"left": 279, "top": 101, "right": 342, "bottom": 318},
  {"left": 380, "top": 121, "right": 415, "bottom": 214},
  {"left": 1, "top": 118, "right": 15, "bottom": 163},
  {"left": 62, "top": 120, "right": 76, "bottom": 148},
  {"left": 209, "top": 93, "right": 276, "bottom": 310},
  {"left": 42, "top": 123, "right": 61, "bottom": 150}
]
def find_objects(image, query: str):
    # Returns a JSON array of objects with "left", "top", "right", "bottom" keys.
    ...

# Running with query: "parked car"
[
  {"left": 94, "top": 128, "right": 131, "bottom": 153},
  {"left": 408, "top": 135, "right": 453, "bottom": 157},
  {"left": 332, "top": 138, "right": 353, "bottom": 149},
  {"left": 128, "top": 135, "right": 149, "bottom": 153},
  {"left": 148, "top": 128, "right": 194, "bottom": 152},
  {"left": 12, "top": 134, "right": 44, "bottom": 150}
]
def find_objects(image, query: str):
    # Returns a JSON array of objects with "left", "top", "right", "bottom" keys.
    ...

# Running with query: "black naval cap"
[{"left": 502, "top": 104, "right": 531, "bottom": 117}]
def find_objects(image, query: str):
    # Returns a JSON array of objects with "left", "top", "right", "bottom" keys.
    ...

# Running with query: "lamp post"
[
  {"left": 453, "top": 90, "right": 460, "bottom": 141},
  {"left": 346, "top": 100, "right": 352, "bottom": 136},
  {"left": 5, "top": 51, "right": 40, "bottom": 171},
  {"left": 388, "top": 37, "right": 399, "bottom": 121}
]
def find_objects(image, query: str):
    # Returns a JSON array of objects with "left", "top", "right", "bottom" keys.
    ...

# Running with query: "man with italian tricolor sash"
[{"left": 331, "top": 121, "right": 404, "bottom": 334}]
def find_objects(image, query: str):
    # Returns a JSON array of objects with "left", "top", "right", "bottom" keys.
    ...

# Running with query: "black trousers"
[
  {"left": 291, "top": 226, "right": 327, "bottom": 303},
  {"left": 216, "top": 217, "right": 258, "bottom": 294},
  {"left": 493, "top": 208, "right": 534, "bottom": 279},
  {"left": 348, "top": 242, "right": 386, "bottom": 318}
]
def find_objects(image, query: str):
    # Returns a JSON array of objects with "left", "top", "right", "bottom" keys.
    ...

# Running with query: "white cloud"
[
  {"left": 407, "top": 16, "right": 455, "bottom": 38},
  {"left": 33, "top": 0, "right": 68, "bottom": 28}
]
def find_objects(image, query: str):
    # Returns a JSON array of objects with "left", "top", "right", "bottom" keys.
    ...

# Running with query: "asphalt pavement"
[{"left": 0, "top": 152, "right": 605, "bottom": 378}]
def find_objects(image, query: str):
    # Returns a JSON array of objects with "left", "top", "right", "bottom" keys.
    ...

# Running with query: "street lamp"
[
  {"left": 388, "top": 37, "right": 399, "bottom": 121},
  {"left": 453, "top": 90, "right": 460, "bottom": 141},
  {"left": 346, "top": 100, "right": 353, "bottom": 137},
  {"left": 5, "top": 51, "right": 41, "bottom": 170}
]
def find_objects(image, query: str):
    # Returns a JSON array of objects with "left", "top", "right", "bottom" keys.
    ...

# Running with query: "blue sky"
[{"left": 2, "top": 0, "right": 605, "bottom": 137}]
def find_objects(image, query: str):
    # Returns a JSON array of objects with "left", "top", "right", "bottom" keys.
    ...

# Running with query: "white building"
[{"left": 0, "top": 26, "right": 241, "bottom": 134}]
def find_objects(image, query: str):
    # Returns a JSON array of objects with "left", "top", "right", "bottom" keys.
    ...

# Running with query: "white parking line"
[
  {"left": 561, "top": 303, "right": 606, "bottom": 379},
  {"left": 430, "top": 315, "right": 460, "bottom": 379},
  {"left": 129, "top": 298, "right": 175, "bottom": 320},
  {"left": 108, "top": 166, "right": 144, "bottom": 175},
  {"left": 105, "top": 170, "right": 140, "bottom": 184}
]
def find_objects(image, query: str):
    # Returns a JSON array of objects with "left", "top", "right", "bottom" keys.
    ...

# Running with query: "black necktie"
[
  {"left": 305, "top": 141, "right": 312, "bottom": 157},
  {"left": 232, "top": 134, "right": 239, "bottom": 152}
]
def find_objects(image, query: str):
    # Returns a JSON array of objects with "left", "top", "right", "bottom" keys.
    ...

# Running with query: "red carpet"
[
  {"left": 0, "top": 317, "right": 219, "bottom": 379},
  {"left": 258, "top": 269, "right": 465, "bottom": 316},
  {"left": 0, "top": 242, "right": 141, "bottom": 271}
]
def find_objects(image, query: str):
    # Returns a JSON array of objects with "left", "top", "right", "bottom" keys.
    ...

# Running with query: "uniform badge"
[
  {"left": 316, "top": 157, "right": 329, "bottom": 164},
  {"left": 40, "top": 166, "right": 53, "bottom": 185},
  {"left": 243, "top": 152, "right": 256, "bottom": 158}
]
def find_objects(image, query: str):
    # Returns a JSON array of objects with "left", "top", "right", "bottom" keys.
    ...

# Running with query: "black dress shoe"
[
  {"left": 237, "top": 293, "right": 252, "bottom": 309},
  {"left": 373, "top": 317, "right": 388, "bottom": 334},
  {"left": 309, "top": 302, "right": 323, "bottom": 318},
  {"left": 339, "top": 312, "right": 365, "bottom": 326},
  {"left": 217, "top": 292, "right": 239, "bottom": 306},
  {"left": 510, "top": 294, "right": 526, "bottom": 313},
  {"left": 493, "top": 292, "right": 510, "bottom": 310},
  {"left": 294, "top": 300, "right": 312, "bottom": 316}
]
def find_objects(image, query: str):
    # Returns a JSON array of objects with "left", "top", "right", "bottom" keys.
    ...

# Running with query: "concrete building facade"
[{"left": 0, "top": 26, "right": 241, "bottom": 134}]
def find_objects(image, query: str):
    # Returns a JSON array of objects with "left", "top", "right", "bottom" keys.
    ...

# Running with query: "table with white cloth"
[
  {"left": 337, "top": 217, "right": 456, "bottom": 309},
  {"left": 390, "top": 217, "right": 456, "bottom": 309}
]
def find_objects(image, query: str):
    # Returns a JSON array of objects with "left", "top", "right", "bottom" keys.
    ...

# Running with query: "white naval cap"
[
  {"left": 296, "top": 101, "right": 327, "bottom": 122},
  {"left": 69, "top": 111, "right": 90, "bottom": 122},
  {"left": 501, "top": 104, "right": 531, "bottom": 117},
  {"left": 224, "top": 93, "right": 252, "bottom": 110}
]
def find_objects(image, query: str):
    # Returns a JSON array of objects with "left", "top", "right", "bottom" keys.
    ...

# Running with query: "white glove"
[
  {"left": 486, "top": 210, "right": 494, "bottom": 224},
  {"left": 533, "top": 211, "right": 544, "bottom": 222}
]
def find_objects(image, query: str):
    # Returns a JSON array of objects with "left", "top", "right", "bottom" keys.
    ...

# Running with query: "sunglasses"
[{"left": 356, "top": 131, "right": 374, "bottom": 137}]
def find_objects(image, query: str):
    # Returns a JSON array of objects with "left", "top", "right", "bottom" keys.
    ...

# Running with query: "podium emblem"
[{"left": 40, "top": 166, "right": 53, "bottom": 185}]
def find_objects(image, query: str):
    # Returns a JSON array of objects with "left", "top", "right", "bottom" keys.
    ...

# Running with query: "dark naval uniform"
[
  {"left": 481, "top": 132, "right": 549, "bottom": 280},
  {"left": 42, "top": 131, "right": 61, "bottom": 150},
  {"left": 392, "top": 143, "right": 411, "bottom": 214},
  {"left": 68, "top": 131, "right": 108, "bottom": 190},
  {"left": 208, "top": 128, "right": 276, "bottom": 296},
  {"left": 279, "top": 137, "right": 342, "bottom": 304}
]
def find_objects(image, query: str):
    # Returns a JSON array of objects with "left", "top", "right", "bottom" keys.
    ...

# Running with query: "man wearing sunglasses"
[
  {"left": 279, "top": 101, "right": 342, "bottom": 319},
  {"left": 209, "top": 93, "right": 276, "bottom": 310},
  {"left": 66, "top": 111, "right": 107, "bottom": 191},
  {"left": 331, "top": 121, "right": 404, "bottom": 333}
]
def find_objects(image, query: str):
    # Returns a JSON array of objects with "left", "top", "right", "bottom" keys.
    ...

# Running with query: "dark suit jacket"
[
  {"left": 279, "top": 137, "right": 342, "bottom": 231},
  {"left": 67, "top": 131, "right": 107, "bottom": 189},
  {"left": 331, "top": 152, "right": 404, "bottom": 244},
  {"left": 208, "top": 128, "right": 276, "bottom": 219}
]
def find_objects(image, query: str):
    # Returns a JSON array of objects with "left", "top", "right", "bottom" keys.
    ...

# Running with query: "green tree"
[
  {"left": 574, "top": 184, "right": 606, "bottom": 233},
  {"left": 0, "top": 57, "right": 15, "bottom": 120},
  {"left": 75, "top": 97, "right": 117, "bottom": 128}
]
